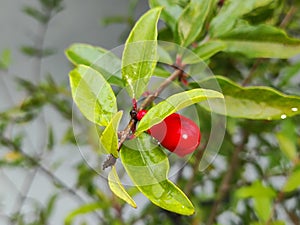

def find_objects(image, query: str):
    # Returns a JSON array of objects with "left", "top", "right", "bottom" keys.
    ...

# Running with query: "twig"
[
  {"left": 102, "top": 67, "right": 184, "bottom": 169},
  {"left": 11, "top": 168, "right": 38, "bottom": 219},
  {"left": 206, "top": 131, "right": 248, "bottom": 225}
]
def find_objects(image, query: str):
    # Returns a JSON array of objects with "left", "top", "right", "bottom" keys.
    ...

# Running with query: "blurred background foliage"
[{"left": 0, "top": 0, "right": 300, "bottom": 225}]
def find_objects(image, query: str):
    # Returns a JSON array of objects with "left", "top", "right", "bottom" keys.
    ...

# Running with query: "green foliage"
[
  {"left": 108, "top": 166, "right": 137, "bottom": 208},
  {"left": 65, "top": 43, "right": 124, "bottom": 87},
  {"left": 175, "top": 0, "right": 213, "bottom": 47},
  {"left": 69, "top": 65, "right": 117, "bottom": 126},
  {"left": 121, "top": 7, "right": 162, "bottom": 99},
  {"left": 2, "top": 0, "right": 300, "bottom": 224},
  {"left": 216, "top": 24, "right": 300, "bottom": 58},
  {"left": 136, "top": 88, "right": 223, "bottom": 135},
  {"left": 199, "top": 76, "right": 300, "bottom": 119},
  {"left": 100, "top": 111, "right": 123, "bottom": 157},
  {"left": 0, "top": 49, "right": 11, "bottom": 70},
  {"left": 120, "top": 134, "right": 194, "bottom": 215}
]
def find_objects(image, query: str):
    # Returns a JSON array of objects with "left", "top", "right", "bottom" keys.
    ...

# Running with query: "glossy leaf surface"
[
  {"left": 108, "top": 166, "right": 137, "bottom": 208},
  {"left": 100, "top": 111, "right": 123, "bottom": 158},
  {"left": 69, "top": 65, "right": 117, "bottom": 126},
  {"left": 65, "top": 43, "right": 123, "bottom": 86},
  {"left": 218, "top": 24, "right": 300, "bottom": 58},
  {"left": 210, "top": 0, "right": 274, "bottom": 37},
  {"left": 176, "top": 0, "right": 212, "bottom": 47},
  {"left": 120, "top": 134, "right": 194, "bottom": 215},
  {"left": 199, "top": 76, "right": 300, "bottom": 120},
  {"left": 122, "top": 7, "right": 162, "bottom": 98},
  {"left": 136, "top": 89, "right": 223, "bottom": 135}
]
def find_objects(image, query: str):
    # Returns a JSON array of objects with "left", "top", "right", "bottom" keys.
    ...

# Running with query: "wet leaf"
[
  {"left": 69, "top": 65, "right": 117, "bottom": 126},
  {"left": 100, "top": 111, "right": 123, "bottom": 158},
  {"left": 218, "top": 24, "right": 300, "bottom": 58},
  {"left": 199, "top": 76, "right": 300, "bottom": 120},
  {"left": 136, "top": 88, "right": 223, "bottom": 135},
  {"left": 120, "top": 134, "right": 194, "bottom": 215},
  {"left": 122, "top": 7, "right": 162, "bottom": 99},
  {"left": 108, "top": 166, "right": 137, "bottom": 208}
]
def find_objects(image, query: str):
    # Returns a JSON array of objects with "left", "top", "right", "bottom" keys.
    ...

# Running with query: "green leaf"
[
  {"left": 235, "top": 181, "right": 276, "bottom": 199},
  {"left": 69, "top": 65, "right": 117, "bottom": 126},
  {"left": 217, "top": 24, "right": 300, "bottom": 58},
  {"left": 183, "top": 40, "right": 226, "bottom": 64},
  {"left": 283, "top": 169, "right": 300, "bottom": 193},
  {"left": 176, "top": 0, "right": 212, "bottom": 47},
  {"left": 23, "top": 6, "right": 49, "bottom": 23},
  {"left": 21, "top": 46, "right": 55, "bottom": 57},
  {"left": 278, "top": 62, "right": 300, "bottom": 87},
  {"left": 276, "top": 119, "right": 298, "bottom": 161},
  {"left": 100, "top": 111, "right": 123, "bottom": 158},
  {"left": 253, "top": 197, "right": 272, "bottom": 222},
  {"left": 65, "top": 43, "right": 124, "bottom": 87},
  {"left": 64, "top": 203, "right": 104, "bottom": 225},
  {"left": 251, "top": 221, "right": 285, "bottom": 225},
  {"left": 199, "top": 76, "right": 300, "bottom": 120},
  {"left": 149, "top": 0, "right": 182, "bottom": 32},
  {"left": 210, "top": 0, "right": 274, "bottom": 37},
  {"left": 120, "top": 134, "right": 194, "bottom": 215},
  {"left": 122, "top": 7, "right": 162, "bottom": 99},
  {"left": 0, "top": 49, "right": 11, "bottom": 70},
  {"left": 45, "top": 194, "right": 58, "bottom": 218},
  {"left": 108, "top": 166, "right": 137, "bottom": 208},
  {"left": 136, "top": 88, "right": 223, "bottom": 135}
]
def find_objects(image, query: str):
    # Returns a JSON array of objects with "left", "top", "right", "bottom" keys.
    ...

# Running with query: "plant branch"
[{"left": 102, "top": 67, "right": 185, "bottom": 169}]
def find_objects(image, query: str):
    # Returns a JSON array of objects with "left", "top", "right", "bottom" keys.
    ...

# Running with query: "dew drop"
[
  {"left": 281, "top": 114, "right": 287, "bottom": 119},
  {"left": 291, "top": 107, "right": 298, "bottom": 112}
]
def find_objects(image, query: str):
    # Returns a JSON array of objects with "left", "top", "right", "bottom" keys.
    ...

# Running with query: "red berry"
[
  {"left": 148, "top": 113, "right": 201, "bottom": 157},
  {"left": 136, "top": 109, "right": 148, "bottom": 121}
]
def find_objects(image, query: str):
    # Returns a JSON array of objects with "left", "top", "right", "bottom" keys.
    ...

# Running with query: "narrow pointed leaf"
[
  {"left": 122, "top": 7, "right": 162, "bottom": 98},
  {"left": 120, "top": 134, "right": 194, "bottom": 215},
  {"left": 283, "top": 169, "right": 300, "bottom": 193},
  {"left": 276, "top": 119, "right": 298, "bottom": 161},
  {"left": 66, "top": 43, "right": 123, "bottom": 87},
  {"left": 69, "top": 65, "right": 117, "bottom": 126},
  {"left": 136, "top": 89, "right": 223, "bottom": 135},
  {"left": 64, "top": 203, "right": 105, "bottom": 225},
  {"left": 149, "top": 0, "right": 182, "bottom": 32},
  {"left": 183, "top": 40, "right": 226, "bottom": 64},
  {"left": 253, "top": 197, "right": 272, "bottom": 222},
  {"left": 176, "top": 0, "right": 212, "bottom": 47},
  {"left": 100, "top": 111, "right": 123, "bottom": 158},
  {"left": 199, "top": 76, "right": 300, "bottom": 120},
  {"left": 210, "top": 0, "right": 274, "bottom": 37},
  {"left": 218, "top": 24, "right": 300, "bottom": 58},
  {"left": 108, "top": 166, "right": 137, "bottom": 208}
]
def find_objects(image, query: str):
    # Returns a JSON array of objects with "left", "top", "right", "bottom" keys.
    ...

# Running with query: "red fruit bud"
[
  {"left": 136, "top": 109, "right": 148, "bottom": 121},
  {"left": 148, "top": 113, "right": 201, "bottom": 157}
]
